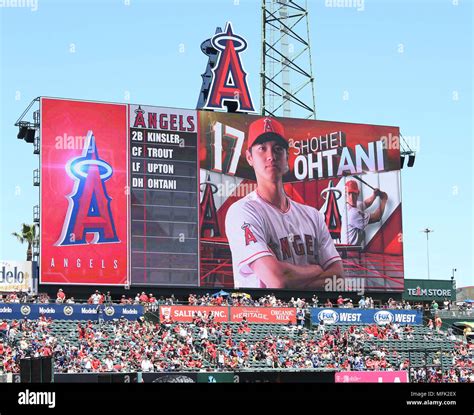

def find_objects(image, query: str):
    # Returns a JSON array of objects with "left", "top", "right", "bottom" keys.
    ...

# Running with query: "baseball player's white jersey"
[
  {"left": 341, "top": 201, "right": 370, "bottom": 246},
  {"left": 225, "top": 190, "right": 341, "bottom": 288}
]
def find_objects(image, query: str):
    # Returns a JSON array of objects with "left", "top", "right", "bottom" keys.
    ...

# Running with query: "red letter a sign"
[{"left": 204, "top": 22, "right": 255, "bottom": 113}]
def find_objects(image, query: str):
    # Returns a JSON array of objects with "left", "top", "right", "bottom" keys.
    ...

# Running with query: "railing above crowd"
[{"left": 1, "top": 290, "right": 467, "bottom": 314}]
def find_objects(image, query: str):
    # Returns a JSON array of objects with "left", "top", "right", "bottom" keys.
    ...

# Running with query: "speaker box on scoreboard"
[{"left": 20, "top": 357, "right": 53, "bottom": 383}]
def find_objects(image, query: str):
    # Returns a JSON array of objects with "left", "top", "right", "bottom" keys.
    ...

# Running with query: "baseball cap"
[
  {"left": 345, "top": 180, "right": 360, "bottom": 194},
  {"left": 247, "top": 117, "right": 288, "bottom": 150}
]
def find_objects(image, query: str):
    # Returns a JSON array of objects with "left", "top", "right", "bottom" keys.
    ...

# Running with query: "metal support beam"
[{"left": 261, "top": 0, "right": 316, "bottom": 119}]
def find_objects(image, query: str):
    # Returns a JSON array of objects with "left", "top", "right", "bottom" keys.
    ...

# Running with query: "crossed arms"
[{"left": 250, "top": 255, "right": 344, "bottom": 290}]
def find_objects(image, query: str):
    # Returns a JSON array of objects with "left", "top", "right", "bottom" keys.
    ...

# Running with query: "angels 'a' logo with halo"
[
  {"left": 56, "top": 131, "right": 119, "bottom": 246},
  {"left": 203, "top": 22, "right": 255, "bottom": 113}
]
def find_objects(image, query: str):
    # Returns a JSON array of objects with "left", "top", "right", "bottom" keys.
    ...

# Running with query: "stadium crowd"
[
  {"left": 1, "top": 287, "right": 472, "bottom": 383},
  {"left": 0, "top": 313, "right": 472, "bottom": 382}
]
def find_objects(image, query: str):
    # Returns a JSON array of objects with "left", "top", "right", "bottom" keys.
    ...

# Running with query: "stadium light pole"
[
  {"left": 421, "top": 228, "right": 434, "bottom": 280},
  {"left": 451, "top": 268, "right": 457, "bottom": 291}
]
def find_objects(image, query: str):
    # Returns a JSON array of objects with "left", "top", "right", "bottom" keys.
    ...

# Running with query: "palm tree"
[{"left": 12, "top": 223, "right": 37, "bottom": 261}]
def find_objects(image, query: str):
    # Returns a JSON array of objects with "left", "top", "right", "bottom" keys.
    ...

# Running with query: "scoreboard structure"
[{"left": 38, "top": 97, "right": 404, "bottom": 292}]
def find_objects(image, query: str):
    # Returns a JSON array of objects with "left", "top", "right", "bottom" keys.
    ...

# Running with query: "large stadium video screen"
[
  {"left": 199, "top": 112, "right": 403, "bottom": 292},
  {"left": 40, "top": 98, "right": 403, "bottom": 292}
]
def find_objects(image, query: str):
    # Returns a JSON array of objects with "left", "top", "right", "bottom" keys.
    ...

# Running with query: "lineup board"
[{"left": 129, "top": 105, "right": 199, "bottom": 286}]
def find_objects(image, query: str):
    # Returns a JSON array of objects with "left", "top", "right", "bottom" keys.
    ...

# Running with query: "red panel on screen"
[{"left": 40, "top": 98, "right": 129, "bottom": 285}]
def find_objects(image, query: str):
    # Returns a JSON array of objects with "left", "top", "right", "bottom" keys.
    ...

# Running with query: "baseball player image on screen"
[
  {"left": 225, "top": 117, "right": 344, "bottom": 290},
  {"left": 341, "top": 179, "right": 388, "bottom": 246}
]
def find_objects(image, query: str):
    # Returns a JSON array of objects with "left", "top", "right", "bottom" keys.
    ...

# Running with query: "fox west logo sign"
[
  {"left": 57, "top": 131, "right": 119, "bottom": 246},
  {"left": 203, "top": 22, "right": 255, "bottom": 113}
]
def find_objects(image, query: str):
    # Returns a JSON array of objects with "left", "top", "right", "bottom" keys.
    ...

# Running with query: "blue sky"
[{"left": 0, "top": 0, "right": 472, "bottom": 288}]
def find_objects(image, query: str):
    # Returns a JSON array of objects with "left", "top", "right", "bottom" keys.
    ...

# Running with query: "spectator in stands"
[
  {"left": 0, "top": 320, "right": 9, "bottom": 340},
  {"left": 296, "top": 308, "right": 305, "bottom": 328},
  {"left": 96, "top": 305, "right": 104, "bottom": 324},
  {"left": 104, "top": 354, "right": 114, "bottom": 371},
  {"left": 148, "top": 294, "right": 157, "bottom": 311},
  {"left": 435, "top": 315, "right": 443, "bottom": 333},
  {"left": 89, "top": 290, "right": 101, "bottom": 305},
  {"left": 141, "top": 355, "right": 154, "bottom": 372},
  {"left": 139, "top": 292, "right": 149, "bottom": 304},
  {"left": 427, "top": 318, "right": 434, "bottom": 331},
  {"left": 105, "top": 291, "right": 112, "bottom": 305},
  {"left": 318, "top": 317, "right": 325, "bottom": 335},
  {"left": 56, "top": 288, "right": 66, "bottom": 304}
]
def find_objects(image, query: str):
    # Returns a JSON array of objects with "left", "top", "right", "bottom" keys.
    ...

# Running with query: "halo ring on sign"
[
  {"left": 200, "top": 182, "right": 219, "bottom": 194},
  {"left": 212, "top": 34, "right": 247, "bottom": 52},
  {"left": 320, "top": 187, "right": 342, "bottom": 201},
  {"left": 70, "top": 159, "right": 113, "bottom": 180}
]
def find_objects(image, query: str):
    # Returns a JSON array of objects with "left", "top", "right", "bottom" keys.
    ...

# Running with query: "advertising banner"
[
  {"left": 0, "top": 303, "right": 143, "bottom": 321},
  {"left": 159, "top": 305, "right": 229, "bottom": 322},
  {"left": 403, "top": 279, "right": 455, "bottom": 301},
  {"left": 0, "top": 261, "right": 33, "bottom": 293},
  {"left": 310, "top": 308, "right": 422, "bottom": 325},
  {"left": 141, "top": 373, "right": 197, "bottom": 383},
  {"left": 197, "top": 372, "right": 235, "bottom": 383},
  {"left": 40, "top": 98, "right": 129, "bottom": 285},
  {"left": 158, "top": 305, "right": 296, "bottom": 324},
  {"left": 335, "top": 371, "right": 408, "bottom": 383},
  {"left": 236, "top": 371, "right": 335, "bottom": 383},
  {"left": 198, "top": 111, "right": 403, "bottom": 292},
  {"left": 230, "top": 307, "right": 296, "bottom": 324}
]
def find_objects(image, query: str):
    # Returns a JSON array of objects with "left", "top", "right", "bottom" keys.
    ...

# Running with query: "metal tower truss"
[
  {"left": 15, "top": 97, "right": 41, "bottom": 261},
  {"left": 261, "top": 0, "right": 316, "bottom": 119}
]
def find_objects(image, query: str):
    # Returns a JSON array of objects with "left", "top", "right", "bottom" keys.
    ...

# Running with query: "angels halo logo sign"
[
  {"left": 40, "top": 98, "right": 128, "bottom": 286},
  {"left": 203, "top": 22, "right": 255, "bottom": 113},
  {"left": 57, "top": 131, "right": 119, "bottom": 246}
]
